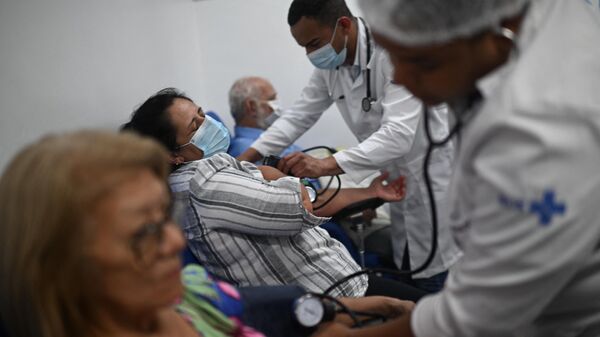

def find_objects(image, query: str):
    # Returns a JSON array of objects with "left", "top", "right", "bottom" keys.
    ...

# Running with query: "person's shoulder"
[
  {"left": 506, "top": 0, "right": 600, "bottom": 118},
  {"left": 369, "top": 45, "right": 396, "bottom": 82},
  {"left": 171, "top": 154, "right": 235, "bottom": 180},
  {"left": 199, "top": 153, "right": 239, "bottom": 171},
  {"left": 371, "top": 44, "right": 392, "bottom": 66},
  {"left": 309, "top": 67, "right": 334, "bottom": 80},
  {"left": 177, "top": 264, "right": 246, "bottom": 334}
]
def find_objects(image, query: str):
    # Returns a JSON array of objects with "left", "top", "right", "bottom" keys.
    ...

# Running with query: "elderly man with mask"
[
  {"left": 227, "top": 77, "right": 304, "bottom": 159},
  {"left": 311, "top": 0, "right": 600, "bottom": 337}
]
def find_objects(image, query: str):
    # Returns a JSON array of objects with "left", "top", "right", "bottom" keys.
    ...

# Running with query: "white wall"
[
  {"left": 0, "top": 0, "right": 208, "bottom": 170},
  {"left": 0, "top": 0, "right": 363, "bottom": 171},
  {"left": 585, "top": 0, "right": 600, "bottom": 10},
  {"left": 194, "top": 0, "right": 362, "bottom": 149}
]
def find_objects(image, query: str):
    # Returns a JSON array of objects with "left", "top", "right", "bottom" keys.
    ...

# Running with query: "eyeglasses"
[{"left": 129, "top": 205, "right": 177, "bottom": 267}]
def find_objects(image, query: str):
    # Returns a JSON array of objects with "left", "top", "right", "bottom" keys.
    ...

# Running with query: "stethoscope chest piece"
[{"left": 362, "top": 96, "right": 374, "bottom": 112}]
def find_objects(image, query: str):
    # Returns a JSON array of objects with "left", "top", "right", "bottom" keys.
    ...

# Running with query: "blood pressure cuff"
[{"left": 240, "top": 285, "right": 311, "bottom": 337}]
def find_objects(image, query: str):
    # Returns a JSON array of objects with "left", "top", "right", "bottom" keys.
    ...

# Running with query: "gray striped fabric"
[{"left": 169, "top": 153, "right": 368, "bottom": 297}]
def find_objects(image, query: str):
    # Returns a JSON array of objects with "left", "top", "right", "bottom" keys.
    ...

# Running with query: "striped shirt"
[{"left": 169, "top": 153, "right": 368, "bottom": 297}]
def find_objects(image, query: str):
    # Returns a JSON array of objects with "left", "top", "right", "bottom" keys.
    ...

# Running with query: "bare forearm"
[
  {"left": 313, "top": 187, "right": 375, "bottom": 217},
  {"left": 348, "top": 314, "right": 415, "bottom": 337},
  {"left": 237, "top": 147, "right": 263, "bottom": 163},
  {"left": 257, "top": 165, "right": 287, "bottom": 181},
  {"left": 312, "top": 313, "right": 415, "bottom": 337},
  {"left": 279, "top": 155, "right": 344, "bottom": 178},
  {"left": 335, "top": 297, "right": 415, "bottom": 327},
  {"left": 318, "top": 156, "right": 345, "bottom": 176}
]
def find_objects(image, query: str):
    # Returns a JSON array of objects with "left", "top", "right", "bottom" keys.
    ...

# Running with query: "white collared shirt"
[
  {"left": 413, "top": 1, "right": 600, "bottom": 335},
  {"left": 251, "top": 18, "right": 460, "bottom": 278}
]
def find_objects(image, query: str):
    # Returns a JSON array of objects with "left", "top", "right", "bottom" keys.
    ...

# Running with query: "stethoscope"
[
  {"left": 329, "top": 17, "right": 375, "bottom": 112},
  {"left": 360, "top": 17, "right": 375, "bottom": 112},
  {"left": 322, "top": 25, "right": 520, "bottom": 295}
]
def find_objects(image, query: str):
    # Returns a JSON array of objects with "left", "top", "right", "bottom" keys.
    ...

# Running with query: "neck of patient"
[{"left": 237, "top": 114, "right": 261, "bottom": 129}]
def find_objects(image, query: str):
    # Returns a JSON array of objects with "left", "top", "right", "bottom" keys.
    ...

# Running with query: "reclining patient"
[
  {"left": 123, "top": 88, "right": 425, "bottom": 300},
  {"left": 0, "top": 131, "right": 414, "bottom": 337}
]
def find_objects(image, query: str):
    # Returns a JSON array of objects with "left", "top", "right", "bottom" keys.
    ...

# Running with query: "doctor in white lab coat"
[
  {"left": 312, "top": 0, "right": 600, "bottom": 336},
  {"left": 238, "top": 0, "right": 460, "bottom": 290}
]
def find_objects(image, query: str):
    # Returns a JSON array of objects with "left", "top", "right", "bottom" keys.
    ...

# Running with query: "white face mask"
[
  {"left": 256, "top": 100, "right": 282, "bottom": 129},
  {"left": 267, "top": 100, "right": 282, "bottom": 115}
]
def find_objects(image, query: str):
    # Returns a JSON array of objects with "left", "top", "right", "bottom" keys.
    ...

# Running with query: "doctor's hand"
[
  {"left": 338, "top": 296, "right": 414, "bottom": 323},
  {"left": 311, "top": 322, "right": 352, "bottom": 337},
  {"left": 368, "top": 172, "right": 406, "bottom": 202},
  {"left": 278, "top": 152, "right": 343, "bottom": 178}
]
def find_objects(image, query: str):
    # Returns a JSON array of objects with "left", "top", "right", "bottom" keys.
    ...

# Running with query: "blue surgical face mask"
[
  {"left": 178, "top": 115, "right": 230, "bottom": 158},
  {"left": 308, "top": 21, "right": 348, "bottom": 70}
]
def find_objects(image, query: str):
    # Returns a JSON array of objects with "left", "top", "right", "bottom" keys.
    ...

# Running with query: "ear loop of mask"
[
  {"left": 327, "top": 19, "right": 349, "bottom": 97},
  {"left": 173, "top": 143, "right": 201, "bottom": 166},
  {"left": 329, "top": 19, "right": 348, "bottom": 54}
]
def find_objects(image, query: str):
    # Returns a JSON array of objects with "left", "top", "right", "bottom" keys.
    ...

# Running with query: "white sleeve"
[
  {"left": 411, "top": 112, "right": 600, "bottom": 336},
  {"left": 333, "top": 52, "right": 423, "bottom": 183},
  {"left": 251, "top": 69, "right": 334, "bottom": 156}
]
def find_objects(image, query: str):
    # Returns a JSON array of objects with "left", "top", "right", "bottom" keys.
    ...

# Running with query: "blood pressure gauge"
[
  {"left": 293, "top": 294, "right": 336, "bottom": 328},
  {"left": 300, "top": 178, "right": 318, "bottom": 203}
]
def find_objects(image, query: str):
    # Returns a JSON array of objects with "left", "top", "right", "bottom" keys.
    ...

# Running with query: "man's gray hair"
[
  {"left": 229, "top": 77, "right": 265, "bottom": 123},
  {"left": 359, "top": 0, "right": 530, "bottom": 46}
]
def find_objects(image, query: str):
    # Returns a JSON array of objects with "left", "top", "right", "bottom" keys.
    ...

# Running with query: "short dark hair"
[
  {"left": 288, "top": 0, "right": 353, "bottom": 27},
  {"left": 121, "top": 88, "right": 192, "bottom": 151}
]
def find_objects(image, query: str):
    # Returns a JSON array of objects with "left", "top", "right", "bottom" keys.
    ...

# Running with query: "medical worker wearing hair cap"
[{"left": 311, "top": 0, "right": 600, "bottom": 336}]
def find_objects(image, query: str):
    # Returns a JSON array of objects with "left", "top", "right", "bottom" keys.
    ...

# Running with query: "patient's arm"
[
  {"left": 256, "top": 165, "right": 403, "bottom": 217},
  {"left": 258, "top": 165, "right": 313, "bottom": 212},
  {"left": 311, "top": 313, "right": 414, "bottom": 337},
  {"left": 188, "top": 155, "right": 326, "bottom": 237},
  {"left": 257, "top": 165, "right": 287, "bottom": 181},
  {"left": 313, "top": 172, "right": 405, "bottom": 217},
  {"left": 237, "top": 147, "right": 263, "bottom": 163}
]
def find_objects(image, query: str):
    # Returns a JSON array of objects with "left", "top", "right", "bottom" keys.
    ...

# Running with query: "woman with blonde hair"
[{"left": 0, "top": 131, "right": 265, "bottom": 337}]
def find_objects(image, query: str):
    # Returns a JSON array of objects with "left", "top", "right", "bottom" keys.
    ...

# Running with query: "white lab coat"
[
  {"left": 251, "top": 19, "right": 461, "bottom": 278},
  {"left": 412, "top": 1, "right": 600, "bottom": 336}
]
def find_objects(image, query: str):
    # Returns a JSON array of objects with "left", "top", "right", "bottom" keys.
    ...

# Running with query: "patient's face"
[
  {"left": 291, "top": 16, "right": 345, "bottom": 56},
  {"left": 167, "top": 98, "right": 205, "bottom": 161},
  {"left": 255, "top": 80, "right": 277, "bottom": 129},
  {"left": 89, "top": 169, "right": 184, "bottom": 315}
]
